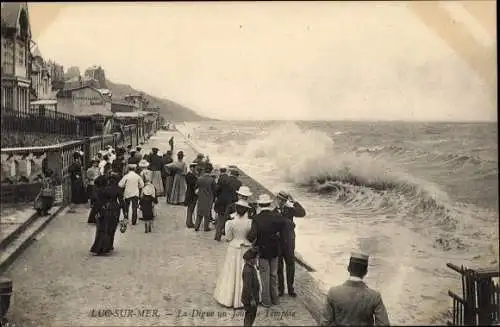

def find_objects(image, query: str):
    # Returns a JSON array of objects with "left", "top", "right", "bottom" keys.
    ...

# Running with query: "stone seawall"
[{"left": 176, "top": 126, "right": 328, "bottom": 323}]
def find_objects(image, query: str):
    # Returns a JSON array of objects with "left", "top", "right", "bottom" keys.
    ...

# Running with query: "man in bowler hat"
[{"left": 320, "top": 252, "right": 390, "bottom": 326}]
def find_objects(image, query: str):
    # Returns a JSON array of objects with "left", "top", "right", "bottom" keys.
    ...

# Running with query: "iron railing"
[{"left": 447, "top": 262, "right": 500, "bottom": 326}]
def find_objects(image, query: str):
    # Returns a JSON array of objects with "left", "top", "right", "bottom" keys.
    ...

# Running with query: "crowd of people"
[{"left": 43, "top": 136, "right": 389, "bottom": 326}]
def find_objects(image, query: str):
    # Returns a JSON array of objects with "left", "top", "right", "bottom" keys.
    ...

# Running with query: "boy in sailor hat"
[
  {"left": 241, "top": 247, "right": 260, "bottom": 326},
  {"left": 320, "top": 252, "right": 390, "bottom": 326}
]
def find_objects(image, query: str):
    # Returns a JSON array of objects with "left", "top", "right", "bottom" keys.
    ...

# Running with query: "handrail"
[{"left": 1, "top": 140, "right": 84, "bottom": 154}]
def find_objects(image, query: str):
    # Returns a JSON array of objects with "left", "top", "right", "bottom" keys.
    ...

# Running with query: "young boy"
[{"left": 241, "top": 248, "right": 260, "bottom": 327}]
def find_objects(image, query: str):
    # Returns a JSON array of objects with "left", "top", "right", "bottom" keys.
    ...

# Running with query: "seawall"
[{"left": 175, "top": 124, "right": 328, "bottom": 323}]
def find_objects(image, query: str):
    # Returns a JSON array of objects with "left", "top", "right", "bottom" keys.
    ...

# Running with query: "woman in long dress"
[
  {"left": 148, "top": 148, "right": 165, "bottom": 196},
  {"left": 69, "top": 152, "right": 87, "bottom": 206},
  {"left": 163, "top": 151, "right": 174, "bottom": 200},
  {"left": 214, "top": 198, "right": 255, "bottom": 308},
  {"left": 168, "top": 151, "right": 187, "bottom": 205},
  {"left": 90, "top": 173, "right": 121, "bottom": 255}
]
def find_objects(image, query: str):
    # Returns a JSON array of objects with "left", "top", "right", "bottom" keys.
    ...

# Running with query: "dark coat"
[
  {"left": 241, "top": 263, "right": 260, "bottom": 306},
  {"left": 196, "top": 174, "right": 216, "bottom": 217},
  {"left": 140, "top": 194, "right": 158, "bottom": 220},
  {"left": 228, "top": 175, "right": 242, "bottom": 203},
  {"left": 185, "top": 171, "right": 198, "bottom": 205},
  {"left": 111, "top": 158, "right": 125, "bottom": 177},
  {"left": 247, "top": 209, "right": 286, "bottom": 259},
  {"left": 274, "top": 201, "right": 306, "bottom": 256},
  {"left": 320, "top": 280, "right": 390, "bottom": 326},
  {"left": 148, "top": 153, "right": 164, "bottom": 171},
  {"left": 214, "top": 174, "right": 238, "bottom": 214}
]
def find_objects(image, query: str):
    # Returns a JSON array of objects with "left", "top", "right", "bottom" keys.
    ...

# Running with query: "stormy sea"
[{"left": 179, "top": 120, "right": 498, "bottom": 325}]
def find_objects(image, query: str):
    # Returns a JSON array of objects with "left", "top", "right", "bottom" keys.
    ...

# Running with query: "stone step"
[
  {"left": 0, "top": 209, "right": 38, "bottom": 250},
  {"left": 0, "top": 206, "right": 67, "bottom": 274}
]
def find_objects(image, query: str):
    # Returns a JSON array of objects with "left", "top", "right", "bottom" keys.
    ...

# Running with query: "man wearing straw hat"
[
  {"left": 320, "top": 252, "right": 390, "bottom": 326},
  {"left": 247, "top": 193, "right": 286, "bottom": 307}
]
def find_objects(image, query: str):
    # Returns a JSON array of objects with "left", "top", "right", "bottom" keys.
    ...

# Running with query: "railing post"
[
  {"left": 45, "top": 148, "right": 65, "bottom": 205},
  {"left": 464, "top": 269, "right": 477, "bottom": 326},
  {"left": 83, "top": 137, "right": 91, "bottom": 170},
  {"left": 477, "top": 277, "right": 495, "bottom": 325}
]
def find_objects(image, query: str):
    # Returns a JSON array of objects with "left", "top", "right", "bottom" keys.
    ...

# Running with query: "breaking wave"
[{"left": 241, "top": 123, "right": 488, "bottom": 250}]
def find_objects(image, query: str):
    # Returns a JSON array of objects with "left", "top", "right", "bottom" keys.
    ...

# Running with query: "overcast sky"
[{"left": 31, "top": 2, "right": 496, "bottom": 121}]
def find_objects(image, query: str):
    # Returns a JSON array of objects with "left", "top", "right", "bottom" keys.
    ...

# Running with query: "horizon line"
[{"left": 201, "top": 118, "right": 497, "bottom": 123}]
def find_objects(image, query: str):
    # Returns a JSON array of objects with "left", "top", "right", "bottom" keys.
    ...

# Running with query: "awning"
[
  {"left": 114, "top": 112, "right": 146, "bottom": 118},
  {"left": 30, "top": 99, "right": 58, "bottom": 105}
]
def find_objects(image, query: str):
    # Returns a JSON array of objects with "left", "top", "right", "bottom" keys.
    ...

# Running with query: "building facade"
[
  {"left": 111, "top": 102, "right": 136, "bottom": 113},
  {"left": 124, "top": 93, "right": 149, "bottom": 111},
  {"left": 30, "top": 47, "right": 51, "bottom": 99},
  {"left": 47, "top": 60, "right": 65, "bottom": 91},
  {"left": 84, "top": 65, "right": 107, "bottom": 88},
  {"left": 1, "top": 2, "right": 32, "bottom": 113},
  {"left": 57, "top": 86, "right": 112, "bottom": 117}
]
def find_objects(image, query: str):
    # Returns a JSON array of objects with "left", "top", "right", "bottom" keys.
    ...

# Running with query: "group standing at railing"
[{"left": 37, "top": 136, "right": 390, "bottom": 326}]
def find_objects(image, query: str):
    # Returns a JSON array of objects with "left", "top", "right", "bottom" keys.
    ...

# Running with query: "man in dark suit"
[
  {"left": 184, "top": 163, "right": 198, "bottom": 228},
  {"left": 214, "top": 167, "right": 242, "bottom": 240},
  {"left": 247, "top": 194, "right": 286, "bottom": 307},
  {"left": 194, "top": 167, "right": 216, "bottom": 232},
  {"left": 320, "top": 253, "right": 390, "bottom": 326},
  {"left": 274, "top": 190, "right": 306, "bottom": 298},
  {"left": 228, "top": 169, "right": 242, "bottom": 202}
]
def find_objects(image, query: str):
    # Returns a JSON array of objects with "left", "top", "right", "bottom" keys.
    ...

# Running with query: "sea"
[{"left": 179, "top": 120, "right": 498, "bottom": 325}]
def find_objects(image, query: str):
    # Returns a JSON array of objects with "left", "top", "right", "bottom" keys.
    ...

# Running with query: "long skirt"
[
  {"left": 71, "top": 180, "right": 87, "bottom": 204},
  {"left": 151, "top": 170, "right": 165, "bottom": 196},
  {"left": 90, "top": 203, "right": 120, "bottom": 254},
  {"left": 214, "top": 245, "right": 260, "bottom": 308},
  {"left": 165, "top": 175, "right": 174, "bottom": 202},
  {"left": 168, "top": 174, "right": 186, "bottom": 205}
]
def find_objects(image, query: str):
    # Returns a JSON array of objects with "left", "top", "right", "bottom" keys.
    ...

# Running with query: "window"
[
  {"left": 2, "top": 38, "right": 14, "bottom": 71},
  {"left": 17, "top": 39, "right": 25, "bottom": 66}
]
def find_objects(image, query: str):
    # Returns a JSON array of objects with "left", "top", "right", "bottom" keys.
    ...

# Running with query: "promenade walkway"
[{"left": 4, "top": 131, "right": 317, "bottom": 326}]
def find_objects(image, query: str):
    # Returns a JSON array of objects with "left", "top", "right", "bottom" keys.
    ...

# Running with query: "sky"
[{"left": 30, "top": 1, "right": 496, "bottom": 121}]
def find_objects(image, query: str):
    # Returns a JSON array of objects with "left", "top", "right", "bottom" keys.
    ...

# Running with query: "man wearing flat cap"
[
  {"left": 320, "top": 252, "right": 390, "bottom": 326},
  {"left": 274, "top": 190, "right": 306, "bottom": 298}
]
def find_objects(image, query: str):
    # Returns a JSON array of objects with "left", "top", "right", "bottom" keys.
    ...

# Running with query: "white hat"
[
  {"left": 236, "top": 186, "right": 253, "bottom": 197},
  {"left": 128, "top": 164, "right": 137, "bottom": 169},
  {"left": 142, "top": 183, "right": 155, "bottom": 196},
  {"left": 257, "top": 194, "right": 273, "bottom": 205},
  {"left": 138, "top": 159, "right": 150, "bottom": 168},
  {"left": 235, "top": 199, "right": 250, "bottom": 208}
]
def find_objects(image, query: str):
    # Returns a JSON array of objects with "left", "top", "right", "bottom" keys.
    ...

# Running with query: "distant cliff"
[{"left": 106, "top": 80, "right": 208, "bottom": 122}]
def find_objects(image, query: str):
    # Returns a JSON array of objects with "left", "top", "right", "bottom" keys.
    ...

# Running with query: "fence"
[
  {"left": 447, "top": 262, "right": 500, "bottom": 326},
  {"left": 0, "top": 120, "right": 159, "bottom": 204},
  {"left": 1, "top": 107, "right": 79, "bottom": 136}
]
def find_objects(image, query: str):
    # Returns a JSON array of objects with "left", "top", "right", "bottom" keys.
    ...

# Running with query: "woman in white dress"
[{"left": 214, "top": 198, "right": 255, "bottom": 308}]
